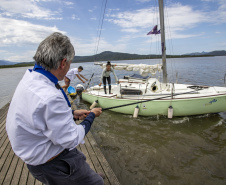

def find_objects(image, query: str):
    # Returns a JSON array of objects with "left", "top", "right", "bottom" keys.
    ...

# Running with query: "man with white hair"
[{"left": 6, "top": 32, "right": 104, "bottom": 185}]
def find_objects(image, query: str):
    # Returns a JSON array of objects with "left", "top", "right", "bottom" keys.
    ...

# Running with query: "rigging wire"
[
  {"left": 90, "top": 0, "right": 108, "bottom": 90},
  {"left": 155, "top": 0, "right": 162, "bottom": 83},
  {"left": 93, "top": 0, "right": 105, "bottom": 59},
  {"left": 164, "top": 0, "right": 177, "bottom": 83},
  {"left": 148, "top": 0, "right": 162, "bottom": 81},
  {"left": 93, "top": 0, "right": 108, "bottom": 62}
]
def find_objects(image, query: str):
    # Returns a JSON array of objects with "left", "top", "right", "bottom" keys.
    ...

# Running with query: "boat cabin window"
[{"left": 120, "top": 89, "right": 143, "bottom": 95}]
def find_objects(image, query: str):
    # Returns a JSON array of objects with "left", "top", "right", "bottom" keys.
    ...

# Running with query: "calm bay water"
[{"left": 0, "top": 56, "right": 226, "bottom": 184}]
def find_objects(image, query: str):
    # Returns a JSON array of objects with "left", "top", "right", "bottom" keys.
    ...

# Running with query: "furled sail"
[{"left": 95, "top": 62, "right": 162, "bottom": 76}]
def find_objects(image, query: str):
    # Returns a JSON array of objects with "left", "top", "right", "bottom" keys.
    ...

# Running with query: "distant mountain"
[
  {"left": 73, "top": 51, "right": 160, "bottom": 63},
  {"left": 183, "top": 51, "right": 209, "bottom": 56},
  {"left": 0, "top": 60, "right": 18, "bottom": 66},
  {"left": 1, "top": 50, "right": 226, "bottom": 67},
  {"left": 74, "top": 50, "right": 225, "bottom": 63},
  {"left": 183, "top": 50, "right": 226, "bottom": 56},
  {"left": 207, "top": 50, "right": 226, "bottom": 56}
]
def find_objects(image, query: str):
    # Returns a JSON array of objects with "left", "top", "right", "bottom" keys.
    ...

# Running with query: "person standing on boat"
[
  {"left": 99, "top": 61, "right": 118, "bottom": 94},
  {"left": 62, "top": 66, "right": 88, "bottom": 91},
  {"left": 6, "top": 32, "right": 104, "bottom": 185}
]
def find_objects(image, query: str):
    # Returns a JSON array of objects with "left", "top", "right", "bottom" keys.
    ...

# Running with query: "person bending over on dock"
[
  {"left": 6, "top": 32, "right": 104, "bottom": 185},
  {"left": 62, "top": 66, "right": 88, "bottom": 92},
  {"left": 99, "top": 61, "right": 118, "bottom": 94}
]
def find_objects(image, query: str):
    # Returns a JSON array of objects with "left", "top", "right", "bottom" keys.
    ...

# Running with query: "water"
[
  {"left": 1, "top": 56, "right": 226, "bottom": 184},
  {"left": 0, "top": 66, "right": 31, "bottom": 108}
]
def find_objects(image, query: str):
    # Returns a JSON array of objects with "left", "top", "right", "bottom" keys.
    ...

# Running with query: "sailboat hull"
[{"left": 82, "top": 92, "right": 226, "bottom": 116}]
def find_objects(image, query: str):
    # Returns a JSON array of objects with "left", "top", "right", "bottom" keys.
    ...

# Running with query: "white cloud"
[
  {"left": 5, "top": 50, "right": 36, "bottom": 62},
  {"left": 0, "top": 16, "right": 65, "bottom": 46},
  {"left": 108, "top": 8, "right": 120, "bottom": 11},
  {"left": 0, "top": 0, "right": 62, "bottom": 20},
  {"left": 106, "top": 2, "right": 226, "bottom": 40},
  {"left": 208, "top": 0, "right": 226, "bottom": 24},
  {"left": 91, "top": 17, "right": 97, "bottom": 21},
  {"left": 88, "top": 6, "right": 97, "bottom": 13},
  {"left": 71, "top": 14, "right": 80, "bottom": 20},
  {"left": 107, "top": 4, "right": 205, "bottom": 31},
  {"left": 71, "top": 37, "right": 126, "bottom": 56},
  {"left": 63, "top": 1, "right": 74, "bottom": 6},
  {"left": 121, "top": 28, "right": 140, "bottom": 33},
  {"left": 201, "top": 0, "right": 215, "bottom": 2},
  {"left": 136, "top": 0, "right": 152, "bottom": 3}
]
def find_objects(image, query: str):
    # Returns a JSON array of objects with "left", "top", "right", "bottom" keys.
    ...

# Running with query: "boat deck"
[{"left": 0, "top": 102, "right": 120, "bottom": 185}]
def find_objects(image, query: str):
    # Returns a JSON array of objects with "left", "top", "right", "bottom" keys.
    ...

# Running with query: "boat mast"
[{"left": 159, "top": 0, "right": 168, "bottom": 83}]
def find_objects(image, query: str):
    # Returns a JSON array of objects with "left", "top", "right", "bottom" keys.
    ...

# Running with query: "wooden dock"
[{"left": 0, "top": 102, "right": 120, "bottom": 185}]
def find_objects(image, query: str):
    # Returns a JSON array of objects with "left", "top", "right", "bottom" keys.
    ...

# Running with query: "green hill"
[
  {"left": 207, "top": 50, "right": 226, "bottom": 56},
  {"left": 73, "top": 51, "right": 161, "bottom": 63},
  {"left": 1, "top": 50, "right": 225, "bottom": 68}
]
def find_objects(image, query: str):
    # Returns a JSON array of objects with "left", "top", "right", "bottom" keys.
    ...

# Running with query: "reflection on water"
[{"left": 1, "top": 57, "right": 226, "bottom": 184}]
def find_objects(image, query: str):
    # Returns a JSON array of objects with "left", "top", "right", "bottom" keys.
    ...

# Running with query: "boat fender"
[
  {"left": 90, "top": 100, "right": 98, "bottom": 109},
  {"left": 133, "top": 105, "right": 139, "bottom": 118},
  {"left": 168, "top": 106, "right": 173, "bottom": 119}
]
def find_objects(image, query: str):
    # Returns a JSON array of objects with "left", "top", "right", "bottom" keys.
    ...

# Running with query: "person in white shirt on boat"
[
  {"left": 6, "top": 32, "right": 104, "bottom": 185},
  {"left": 62, "top": 66, "right": 88, "bottom": 91},
  {"left": 99, "top": 61, "right": 118, "bottom": 94}
]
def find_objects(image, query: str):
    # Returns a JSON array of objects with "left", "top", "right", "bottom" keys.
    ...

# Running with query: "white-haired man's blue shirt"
[{"left": 6, "top": 69, "right": 87, "bottom": 165}]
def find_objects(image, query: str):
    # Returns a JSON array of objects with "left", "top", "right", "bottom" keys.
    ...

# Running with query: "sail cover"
[
  {"left": 95, "top": 62, "right": 162, "bottom": 76},
  {"left": 147, "top": 25, "right": 160, "bottom": 35}
]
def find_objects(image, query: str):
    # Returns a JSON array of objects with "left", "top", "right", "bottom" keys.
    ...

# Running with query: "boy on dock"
[
  {"left": 6, "top": 32, "right": 104, "bottom": 185},
  {"left": 62, "top": 66, "right": 88, "bottom": 91}
]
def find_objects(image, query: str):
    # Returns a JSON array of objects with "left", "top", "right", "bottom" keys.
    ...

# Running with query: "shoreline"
[{"left": 0, "top": 55, "right": 216, "bottom": 69}]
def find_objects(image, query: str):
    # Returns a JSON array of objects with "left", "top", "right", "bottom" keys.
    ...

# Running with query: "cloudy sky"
[{"left": 0, "top": 0, "right": 225, "bottom": 62}]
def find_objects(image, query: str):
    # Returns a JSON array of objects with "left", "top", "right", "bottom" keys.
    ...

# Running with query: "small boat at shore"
[
  {"left": 82, "top": 0, "right": 226, "bottom": 117},
  {"left": 82, "top": 73, "right": 226, "bottom": 117}
]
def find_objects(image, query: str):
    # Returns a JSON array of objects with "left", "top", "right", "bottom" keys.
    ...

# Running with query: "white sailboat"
[{"left": 81, "top": 0, "right": 226, "bottom": 117}]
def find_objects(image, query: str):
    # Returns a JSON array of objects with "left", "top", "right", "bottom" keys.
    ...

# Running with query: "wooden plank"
[
  {"left": 0, "top": 102, "right": 9, "bottom": 118},
  {"left": 80, "top": 140, "right": 95, "bottom": 171},
  {"left": 0, "top": 111, "right": 7, "bottom": 125},
  {"left": 83, "top": 133, "right": 111, "bottom": 185},
  {"left": 76, "top": 144, "right": 81, "bottom": 151},
  {"left": 67, "top": 95, "right": 120, "bottom": 184},
  {"left": 0, "top": 139, "right": 11, "bottom": 168},
  {"left": 0, "top": 147, "right": 15, "bottom": 184},
  {"left": 0, "top": 130, "right": 8, "bottom": 148},
  {"left": 34, "top": 179, "right": 43, "bottom": 185},
  {"left": 0, "top": 136, "right": 10, "bottom": 158},
  {"left": 11, "top": 157, "right": 24, "bottom": 185},
  {"left": 18, "top": 163, "right": 29, "bottom": 185},
  {"left": 0, "top": 120, "right": 6, "bottom": 137},
  {"left": 87, "top": 133, "right": 121, "bottom": 185},
  {"left": 0, "top": 102, "right": 120, "bottom": 185},
  {"left": 2, "top": 154, "right": 19, "bottom": 184},
  {"left": 27, "top": 171, "right": 35, "bottom": 185}
]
